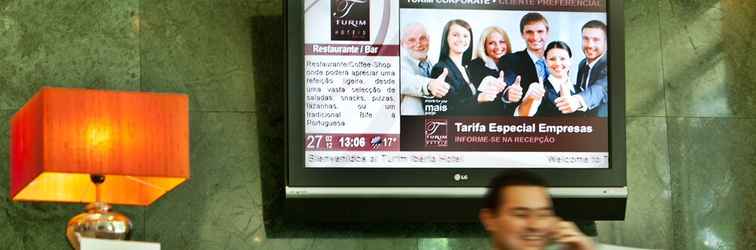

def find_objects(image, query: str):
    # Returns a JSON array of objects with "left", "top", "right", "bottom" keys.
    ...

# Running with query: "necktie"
[
  {"left": 419, "top": 61, "right": 431, "bottom": 77},
  {"left": 579, "top": 64, "right": 590, "bottom": 91},
  {"left": 535, "top": 58, "right": 548, "bottom": 80}
]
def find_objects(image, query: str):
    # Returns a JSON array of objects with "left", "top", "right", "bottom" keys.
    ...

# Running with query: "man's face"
[
  {"left": 581, "top": 27, "right": 606, "bottom": 63},
  {"left": 402, "top": 25, "right": 429, "bottom": 61},
  {"left": 522, "top": 22, "right": 549, "bottom": 53},
  {"left": 481, "top": 186, "right": 556, "bottom": 250}
]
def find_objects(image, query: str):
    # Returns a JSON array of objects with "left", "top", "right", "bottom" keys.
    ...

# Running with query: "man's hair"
[
  {"left": 519, "top": 12, "right": 549, "bottom": 34},
  {"left": 581, "top": 20, "right": 607, "bottom": 36},
  {"left": 483, "top": 170, "right": 548, "bottom": 212}
]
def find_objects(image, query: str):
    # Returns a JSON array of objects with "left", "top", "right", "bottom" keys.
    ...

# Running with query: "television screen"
[
  {"left": 287, "top": 0, "right": 626, "bottom": 221},
  {"left": 304, "top": 0, "right": 610, "bottom": 169}
]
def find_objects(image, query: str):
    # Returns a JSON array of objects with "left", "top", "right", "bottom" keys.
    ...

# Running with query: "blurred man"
[
  {"left": 480, "top": 171, "right": 595, "bottom": 250},
  {"left": 400, "top": 22, "right": 450, "bottom": 115},
  {"left": 555, "top": 20, "right": 608, "bottom": 117}
]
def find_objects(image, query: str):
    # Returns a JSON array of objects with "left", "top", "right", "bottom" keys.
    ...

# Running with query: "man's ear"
[{"left": 479, "top": 208, "right": 496, "bottom": 232}]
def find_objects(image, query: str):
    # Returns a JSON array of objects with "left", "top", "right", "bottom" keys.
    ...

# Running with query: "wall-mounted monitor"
[{"left": 286, "top": 0, "right": 626, "bottom": 222}]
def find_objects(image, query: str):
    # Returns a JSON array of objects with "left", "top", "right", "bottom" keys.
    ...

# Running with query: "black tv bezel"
[{"left": 285, "top": 0, "right": 625, "bottom": 189}]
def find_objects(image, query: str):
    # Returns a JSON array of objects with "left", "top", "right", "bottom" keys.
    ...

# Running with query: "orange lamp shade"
[{"left": 10, "top": 87, "right": 190, "bottom": 206}]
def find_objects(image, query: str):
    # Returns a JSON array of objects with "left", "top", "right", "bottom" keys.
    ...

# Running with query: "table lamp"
[{"left": 9, "top": 87, "right": 189, "bottom": 249}]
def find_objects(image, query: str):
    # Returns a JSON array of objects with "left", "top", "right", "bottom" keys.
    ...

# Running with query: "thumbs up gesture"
[
  {"left": 555, "top": 96, "right": 581, "bottom": 114},
  {"left": 524, "top": 77, "right": 546, "bottom": 101},
  {"left": 555, "top": 81, "right": 581, "bottom": 114},
  {"left": 506, "top": 75, "right": 523, "bottom": 102},
  {"left": 493, "top": 71, "right": 508, "bottom": 93},
  {"left": 428, "top": 68, "right": 451, "bottom": 98},
  {"left": 477, "top": 71, "right": 507, "bottom": 103},
  {"left": 559, "top": 80, "right": 571, "bottom": 98},
  {"left": 477, "top": 92, "right": 497, "bottom": 103}
]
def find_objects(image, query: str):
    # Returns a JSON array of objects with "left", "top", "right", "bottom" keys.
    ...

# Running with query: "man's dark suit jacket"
[
  {"left": 498, "top": 49, "right": 540, "bottom": 115},
  {"left": 430, "top": 57, "right": 477, "bottom": 116},
  {"left": 576, "top": 54, "right": 608, "bottom": 117},
  {"left": 468, "top": 58, "right": 518, "bottom": 116}
]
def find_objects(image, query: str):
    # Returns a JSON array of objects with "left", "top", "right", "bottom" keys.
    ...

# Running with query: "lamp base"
[{"left": 66, "top": 202, "right": 132, "bottom": 250}]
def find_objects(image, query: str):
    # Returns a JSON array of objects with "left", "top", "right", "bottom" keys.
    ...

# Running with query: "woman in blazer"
[
  {"left": 467, "top": 26, "right": 517, "bottom": 115},
  {"left": 429, "top": 19, "right": 478, "bottom": 116},
  {"left": 517, "top": 41, "right": 580, "bottom": 116}
]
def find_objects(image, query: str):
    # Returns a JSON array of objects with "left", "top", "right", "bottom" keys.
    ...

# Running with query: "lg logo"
[{"left": 453, "top": 173, "right": 469, "bottom": 182}]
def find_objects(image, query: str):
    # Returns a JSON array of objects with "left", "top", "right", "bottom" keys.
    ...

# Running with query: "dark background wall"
[{"left": 0, "top": 0, "right": 753, "bottom": 249}]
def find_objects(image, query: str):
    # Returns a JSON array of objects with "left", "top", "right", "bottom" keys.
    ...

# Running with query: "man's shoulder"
[
  {"left": 594, "top": 54, "right": 608, "bottom": 70},
  {"left": 499, "top": 50, "right": 528, "bottom": 68},
  {"left": 508, "top": 50, "right": 529, "bottom": 60},
  {"left": 401, "top": 54, "right": 420, "bottom": 65},
  {"left": 402, "top": 55, "right": 434, "bottom": 70},
  {"left": 513, "top": 49, "right": 528, "bottom": 56},
  {"left": 579, "top": 58, "right": 588, "bottom": 67},
  {"left": 592, "top": 55, "right": 609, "bottom": 78}
]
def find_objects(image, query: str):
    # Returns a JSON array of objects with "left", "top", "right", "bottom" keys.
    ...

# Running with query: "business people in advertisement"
[{"left": 400, "top": 7, "right": 609, "bottom": 118}]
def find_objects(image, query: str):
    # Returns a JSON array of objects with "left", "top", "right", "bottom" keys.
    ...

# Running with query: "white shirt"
[
  {"left": 527, "top": 49, "right": 543, "bottom": 65},
  {"left": 548, "top": 75, "right": 575, "bottom": 96}
]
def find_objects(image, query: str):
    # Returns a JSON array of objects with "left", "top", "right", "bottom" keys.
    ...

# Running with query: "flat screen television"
[{"left": 285, "top": 0, "right": 626, "bottom": 222}]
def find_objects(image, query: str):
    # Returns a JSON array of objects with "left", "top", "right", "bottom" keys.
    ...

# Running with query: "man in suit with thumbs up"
[
  {"left": 400, "top": 22, "right": 452, "bottom": 116},
  {"left": 555, "top": 20, "right": 609, "bottom": 117},
  {"left": 498, "top": 12, "right": 551, "bottom": 116}
]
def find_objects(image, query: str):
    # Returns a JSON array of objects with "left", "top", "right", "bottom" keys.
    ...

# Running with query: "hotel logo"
[
  {"left": 331, "top": 0, "right": 370, "bottom": 41},
  {"left": 425, "top": 119, "right": 448, "bottom": 147}
]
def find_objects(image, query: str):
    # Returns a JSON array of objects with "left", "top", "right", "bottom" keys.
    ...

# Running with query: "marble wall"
[{"left": 0, "top": 0, "right": 753, "bottom": 249}]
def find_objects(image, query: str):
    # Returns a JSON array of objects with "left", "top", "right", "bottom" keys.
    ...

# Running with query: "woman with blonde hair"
[{"left": 468, "top": 26, "right": 521, "bottom": 115}]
